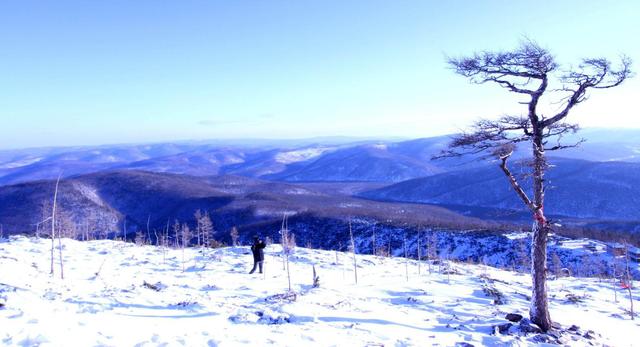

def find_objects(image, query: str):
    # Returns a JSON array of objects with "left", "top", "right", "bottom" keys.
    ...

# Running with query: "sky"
[{"left": 0, "top": 1, "right": 639, "bottom": 149}]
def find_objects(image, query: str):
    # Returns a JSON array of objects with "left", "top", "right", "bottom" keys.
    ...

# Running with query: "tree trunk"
[
  {"left": 530, "top": 222, "right": 551, "bottom": 330},
  {"left": 403, "top": 232, "right": 409, "bottom": 281},
  {"left": 349, "top": 221, "right": 358, "bottom": 285},
  {"left": 146, "top": 215, "right": 151, "bottom": 245},
  {"left": 417, "top": 233, "right": 422, "bottom": 275},
  {"left": 530, "top": 131, "right": 552, "bottom": 331},
  {"left": 50, "top": 175, "right": 61, "bottom": 275}
]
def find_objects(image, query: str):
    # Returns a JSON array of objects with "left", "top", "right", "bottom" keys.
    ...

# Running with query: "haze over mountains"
[
  {"left": 1, "top": 128, "right": 639, "bottom": 240},
  {"left": 2, "top": 129, "right": 639, "bottom": 186}
]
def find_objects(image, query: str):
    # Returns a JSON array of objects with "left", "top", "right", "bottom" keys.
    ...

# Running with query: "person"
[{"left": 249, "top": 236, "right": 266, "bottom": 274}]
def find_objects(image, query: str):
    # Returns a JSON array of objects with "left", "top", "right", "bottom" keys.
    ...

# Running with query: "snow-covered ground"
[{"left": 1, "top": 236, "right": 638, "bottom": 346}]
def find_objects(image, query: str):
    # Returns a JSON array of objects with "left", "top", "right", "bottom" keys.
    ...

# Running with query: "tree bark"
[
  {"left": 530, "top": 131, "right": 552, "bottom": 331},
  {"left": 530, "top": 222, "right": 551, "bottom": 330}
]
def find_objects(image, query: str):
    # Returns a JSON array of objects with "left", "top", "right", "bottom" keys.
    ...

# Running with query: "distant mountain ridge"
[
  {"left": 2, "top": 128, "right": 638, "bottom": 186},
  {"left": 361, "top": 157, "right": 640, "bottom": 221}
]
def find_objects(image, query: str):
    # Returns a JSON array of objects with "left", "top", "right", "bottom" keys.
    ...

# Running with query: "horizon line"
[{"left": 0, "top": 126, "right": 635, "bottom": 152}]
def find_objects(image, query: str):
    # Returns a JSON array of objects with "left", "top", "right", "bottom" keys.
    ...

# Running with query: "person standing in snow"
[{"left": 249, "top": 236, "right": 266, "bottom": 274}]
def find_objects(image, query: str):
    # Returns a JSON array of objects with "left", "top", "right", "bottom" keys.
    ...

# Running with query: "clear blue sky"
[{"left": 1, "top": 1, "right": 639, "bottom": 149}]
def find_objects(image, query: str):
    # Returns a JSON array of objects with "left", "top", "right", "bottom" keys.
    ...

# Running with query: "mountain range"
[
  {"left": 0, "top": 170, "right": 489, "bottom": 239},
  {"left": 1, "top": 128, "right": 640, "bottom": 241},
  {"left": 361, "top": 158, "right": 640, "bottom": 221}
]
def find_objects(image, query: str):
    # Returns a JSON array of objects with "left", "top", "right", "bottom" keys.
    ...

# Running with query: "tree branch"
[
  {"left": 498, "top": 151, "right": 536, "bottom": 213},
  {"left": 543, "top": 56, "right": 632, "bottom": 127}
]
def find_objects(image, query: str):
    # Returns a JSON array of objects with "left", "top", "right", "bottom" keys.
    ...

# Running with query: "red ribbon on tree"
[{"left": 533, "top": 205, "right": 547, "bottom": 225}]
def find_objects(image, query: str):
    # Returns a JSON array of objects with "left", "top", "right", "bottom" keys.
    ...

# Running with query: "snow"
[
  {"left": 1, "top": 236, "right": 639, "bottom": 346},
  {"left": 73, "top": 182, "right": 107, "bottom": 208},
  {"left": 369, "top": 144, "right": 388, "bottom": 150},
  {"left": 283, "top": 188, "right": 319, "bottom": 196},
  {"left": 275, "top": 148, "right": 332, "bottom": 164},
  {"left": 0, "top": 157, "right": 43, "bottom": 169}
]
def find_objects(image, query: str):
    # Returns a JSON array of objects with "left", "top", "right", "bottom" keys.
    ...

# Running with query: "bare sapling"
[
  {"left": 624, "top": 243, "right": 635, "bottom": 320},
  {"left": 280, "top": 213, "right": 293, "bottom": 291},
  {"left": 263, "top": 254, "right": 267, "bottom": 281},
  {"left": 403, "top": 232, "right": 409, "bottom": 281},
  {"left": 181, "top": 223, "right": 191, "bottom": 272},
  {"left": 312, "top": 265, "right": 320, "bottom": 288},
  {"left": 134, "top": 230, "right": 146, "bottom": 245},
  {"left": 200, "top": 211, "right": 213, "bottom": 251},
  {"left": 50, "top": 177, "right": 60, "bottom": 275},
  {"left": 280, "top": 214, "right": 288, "bottom": 271},
  {"left": 52, "top": 174, "right": 64, "bottom": 279},
  {"left": 55, "top": 210, "right": 65, "bottom": 277},
  {"left": 230, "top": 226, "right": 239, "bottom": 247},
  {"left": 153, "top": 228, "right": 159, "bottom": 247},
  {"left": 194, "top": 210, "right": 202, "bottom": 247},
  {"left": 36, "top": 202, "right": 48, "bottom": 239},
  {"left": 82, "top": 220, "right": 88, "bottom": 241},
  {"left": 349, "top": 220, "right": 358, "bottom": 285},
  {"left": 372, "top": 225, "right": 376, "bottom": 256},
  {"left": 161, "top": 219, "right": 169, "bottom": 264},
  {"left": 144, "top": 215, "right": 150, "bottom": 245},
  {"left": 417, "top": 231, "right": 422, "bottom": 275},
  {"left": 612, "top": 260, "right": 619, "bottom": 303},
  {"left": 428, "top": 232, "right": 438, "bottom": 275},
  {"left": 172, "top": 220, "right": 180, "bottom": 248},
  {"left": 426, "top": 233, "right": 431, "bottom": 275},
  {"left": 122, "top": 217, "right": 127, "bottom": 243},
  {"left": 446, "top": 250, "right": 450, "bottom": 284}
]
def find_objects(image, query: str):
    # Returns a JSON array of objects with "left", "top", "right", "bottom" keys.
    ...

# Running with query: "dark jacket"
[{"left": 251, "top": 240, "right": 266, "bottom": 261}]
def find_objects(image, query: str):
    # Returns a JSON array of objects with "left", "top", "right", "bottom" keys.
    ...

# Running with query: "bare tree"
[
  {"left": 37, "top": 199, "right": 51, "bottom": 239},
  {"left": 162, "top": 219, "right": 170, "bottom": 264},
  {"left": 50, "top": 174, "right": 61, "bottom": 277},
  {"left": 194, "top": 210, "right": 203, "bottom": 247},
  {"left": 417, "top": 230, "right": 422, "bottom": 275},
  {"left": 230, "top": 226, "right": 239, "bottom": 247},
  {"left": 349, "top": 220, "right": 358, "bottom": 285},
  {"left": 279, "top": 213, "right": 294, "bottom": 291},
  {"left": 439, "top": 40, "right": 632, "bottom": 331},
  {"left": 280, "top": 214, "right": 289, "bottom": 271},
  {"left": 122, "top": 217, "right": 127, "bottom": 243},
  {"left": 427, "top": 232, "right": 437, "bottom": 275},
  {"left": 312, "top": 264, "right": 320, "bottom": 288},
  {"left": 172, "top": 219, "right": 181, "bottom": 248},
  {"left": 371, "top": 224, "right": 376, "bottom": 256},
  {"left": 146, "top": 215, "right": 151, "bottom": 245},
  {"left": 623, "top": 243, "right": 635, "bottom": 320},
  {"left": 181, "top": 223, "right": 191, "bottom": 272},
  {"left": 199, "top": 212, "right": 214, "bottom": 247},
  {"left": 403, "top": 232, "right": 410, "bottom": 281}
]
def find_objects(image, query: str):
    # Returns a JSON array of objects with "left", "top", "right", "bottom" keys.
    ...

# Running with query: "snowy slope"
[{"left": 1, "top": 236, "right": 638, "bottom": 346}]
